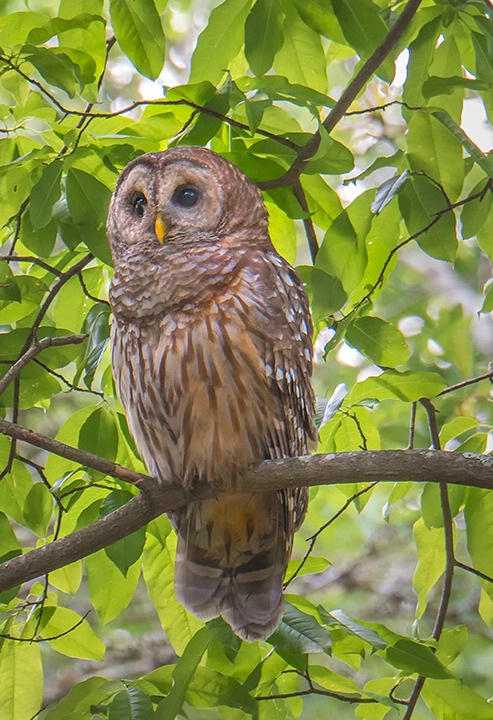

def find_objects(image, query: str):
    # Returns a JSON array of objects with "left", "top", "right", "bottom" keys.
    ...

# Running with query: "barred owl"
[{"left": 108, "top": 146, "right": 316, "bottom": 641}]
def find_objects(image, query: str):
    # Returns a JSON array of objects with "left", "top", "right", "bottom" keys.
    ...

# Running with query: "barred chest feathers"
[{"left": 111, "top": 250, "right": 284, "bottom": 489}]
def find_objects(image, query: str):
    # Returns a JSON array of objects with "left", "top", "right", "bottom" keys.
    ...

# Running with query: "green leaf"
[
  {"left": 399, "top": 175, "right": 457, "bottom": 261},
  {"left": 480, "top": 280, "right": 493, "bottom": 313},
  {"left": 293, "top": 0, "right": 347, "bottom": 44},
  {"left": 423, "top": 75, "right": 491, "bottom": 99},
  {"left": 331, "top": 0, "right": 390, "bottom": 78},
  {"left": 268, "top": 601, "right": 332, "bottom": 656},
  {"left": 310, "top": 267, "right": 347, "bottom": 321},
  {"left": 0, "top": 513, "right": 21, "bottom": 604},
  {"left": 190, "top": 0, "right": 253, "bottom": 85},
  {"left": 49, "top": 560, "right": 83, "bottom": 595},
  {"left": 20, "top": 214, "right": 57, "bottom": 257},
  {"left": 407, "top": 111, "right": 464, "bottom": 202},
  {"left": 45, "top": 405, "right": 97, "bottom": 482},
  {"left": 300, "top": 174, "right": 342, "bottom": 230},
  {"left": 423, "top": 678, "right": 493, "bottom": 719},
  {"left": 0, "top": 638, "right": 43, "bottom": 720},
  {"left": 245, "top": 0, "right": 284, "bottom": 76},
  {"left": 413, "top": 518, "right": 446, "bottom": 619},
  {"left": 349, "top": 370, "right": 446, "bottom": 404},
  {"left": 465, "top": 488, "right": 493, "bottom": 586},
  {"left": 421, "top": 482, "right": 466, "bottom": 529},
  {"left": 274, "top": 3, "right": 327, "bottom": 93},
  {"left": 102, "top": 492, "right": 146, "bottom": 575},
  {"left": 439, "top": 416, "right": 480, "bottom": 446},
  {"left": 308, "top": 664, "right": 374, "bottom": 698},
  {"left": 316, "top": 192, "right": 371, "bottom": 296},
  {"left": 0, "top": 263, "right": 21, "bottom": 304},
  {"left": 86, "top": 547, "right": 141, "bottom": 624},
  {"left": 0, "top": 11, "right": 49, "bottom": 46},
  {"left": 403, "top": 17, "right": 441, "bottom": 107},
  {"left": 37, "top": 606, "right": 105, "bottom": 660},
  {"left": 108, "top": 686, "right": 154, "bottom": 720},
  {"left": 79, "top": 407, "right": 118, "bottom": 463},
  {"left": 305, "top": 132, "right": 354, "bottom": 175},
  {"left": 286, "top": 556, "right": 330, "bottom": 579},
  {"left": 0, "top": 461, "right": 34, "bottom": 527},
  {"left": 110, "top": 0, "right": 165, "bottom": 79},
  {"left": 65, "top": 168, "right": 113, "bottom": 264},
  {"left": 386, "top": 639, "right": 451, "bottom": 679},
  {"left": 238, "top": 74, "right": 334, "bottom": 109},
  {"left": 319, "top": 608, "right": 387, "bottom": 651},
  {"left": 461, "top": 180, "right": 492, "bottom": 240},
  {"left": 431, "top": 109, "right": 493, "bottom": 179},
  {"left": 22, "top": 45, "right": 82, "bottom": 96},
  {"left": 0, "top": 512, "right": 20, "bottom": 559},
  {"left": 155, "top": 628, "right": 212, "bottom": 720},
  {"left": 265, "top": 199, "right": 296, "bottom": 264},
  {"left": 23, "top": 482, "right": 54, "bottom": 537},
  {"left": 41, "top": 677, "right": 109, "bottom": 720},
  {"left": 29, "top": 161, "right": 62, "bottom": 231},
  {"left": 27, "top": 13, "right": 104, "bottom": 44},
  {"left": 143, "top": 519, "right": 203, "bottom": 654},
  {"left": 345, "top": 316, "right": 410, "bottom": 367}
]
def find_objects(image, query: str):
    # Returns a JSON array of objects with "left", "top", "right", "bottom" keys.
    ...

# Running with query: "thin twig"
[
  {"left": 20, "top": 255, "right": 93, "bottom": 353},
  {"left": 0, "top": 611, "right": 90, "bottom": 643},
  {"left": 284, "top": 481, "right": 379, "bottom": 587},
  {"left": 455, "top": 560, "right": 493, "bottom": 585},
  {"left": 293, "top": 179, "right": 319, "bottom": 262},
  {"left": 6, "top": 198, "right": 29, "bottom": 254},
  {"left": 1, "top": 255, "right": 63, "bottom": 277},
  {"left": 408, "top": 402, "right": 417, "bottom": 450},
  {"left": 32, "top": 358, "right": 104, "bottom": 397},
  {"left": 438, "top": 369, "right": 493, "bottom": 397},
  {"left": 77, "top": 271, "right": 110, "bottom": 306},
  {"left": 342, "top": 185, "right": 492, "bottom": 322},
  {"left": 0, "top": 334, "right": 87, "bottom": 397},
  {"left": 403, "top": 400, "right": 456, "bottom": 720}
]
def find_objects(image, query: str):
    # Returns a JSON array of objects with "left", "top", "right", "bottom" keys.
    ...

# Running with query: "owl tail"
[{"left": 173, "top": 492, "right": 291, "bottom": 642}]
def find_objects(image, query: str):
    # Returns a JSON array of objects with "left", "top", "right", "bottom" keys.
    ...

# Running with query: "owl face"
[{"left": 107, "top": 146, "right": 269, "bottom": 255}]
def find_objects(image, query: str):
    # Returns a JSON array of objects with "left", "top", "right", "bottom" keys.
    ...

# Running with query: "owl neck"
[{"left": 110, "top": 242, "right": 248, "bottom": 322}]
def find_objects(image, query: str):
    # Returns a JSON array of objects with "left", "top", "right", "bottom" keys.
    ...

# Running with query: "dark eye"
[
  {"left": 173, "top": 186, "right": 199, "bottom": 208},
  {"left": 132, "top": 193, "right": 147, "bottom": 218}
]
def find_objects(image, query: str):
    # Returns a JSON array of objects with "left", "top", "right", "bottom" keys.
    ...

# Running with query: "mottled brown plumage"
[{"left": 108, "top": 146, "right": 316, "bottom": 641}]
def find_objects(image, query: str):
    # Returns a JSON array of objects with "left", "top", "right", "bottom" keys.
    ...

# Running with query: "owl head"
[{"left": 107, "top": 146, "right": 270, "bottom": 259}]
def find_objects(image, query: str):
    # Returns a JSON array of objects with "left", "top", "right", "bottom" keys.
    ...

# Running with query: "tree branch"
[
  {"left": 258, "top": 0, "right": 424, "bottom": 189},
  {"left": 403, "top": 400, "right": 456, "bottom": 719},
  {"left": 0, "top": 334, "right": 87, "bottom": 397},
  {"left": 1, "top": 416, "right": 493, "bottom": 594}
]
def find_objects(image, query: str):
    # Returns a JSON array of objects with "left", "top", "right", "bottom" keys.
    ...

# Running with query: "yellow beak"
[{"left": 155, "top": 215, "right": 167, "bottom": 244}]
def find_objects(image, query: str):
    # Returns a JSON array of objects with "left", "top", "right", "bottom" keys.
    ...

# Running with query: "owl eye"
[
  {"left": 173, "top": 186, "right": 199, "bottom": 208},
  {"left": 132, "top": 193, "right": 147, "bottom": 218}
]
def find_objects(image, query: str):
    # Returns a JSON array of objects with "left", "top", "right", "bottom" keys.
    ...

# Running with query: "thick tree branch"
[{"left": 1, "top": 416, "right": 493, "bottom": 594}]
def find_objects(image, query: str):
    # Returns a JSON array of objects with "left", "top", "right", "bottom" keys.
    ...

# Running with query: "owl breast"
[{"left": 111, "top": 287, "right": 280, "bottom": 489}]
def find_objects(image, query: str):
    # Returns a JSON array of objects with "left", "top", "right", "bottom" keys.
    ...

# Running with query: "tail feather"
[{"left": 173, "top": 491, "right": 293, "bottom": 641}]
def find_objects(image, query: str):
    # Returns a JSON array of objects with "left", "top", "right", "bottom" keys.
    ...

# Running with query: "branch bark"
[{"left": 0, "top": 418, "right": 492, "bottom": 594}]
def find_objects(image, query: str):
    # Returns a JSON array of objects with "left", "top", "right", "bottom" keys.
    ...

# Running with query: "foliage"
[{"left": 0, "top": 0, "right": 492, "bottom": 718}]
